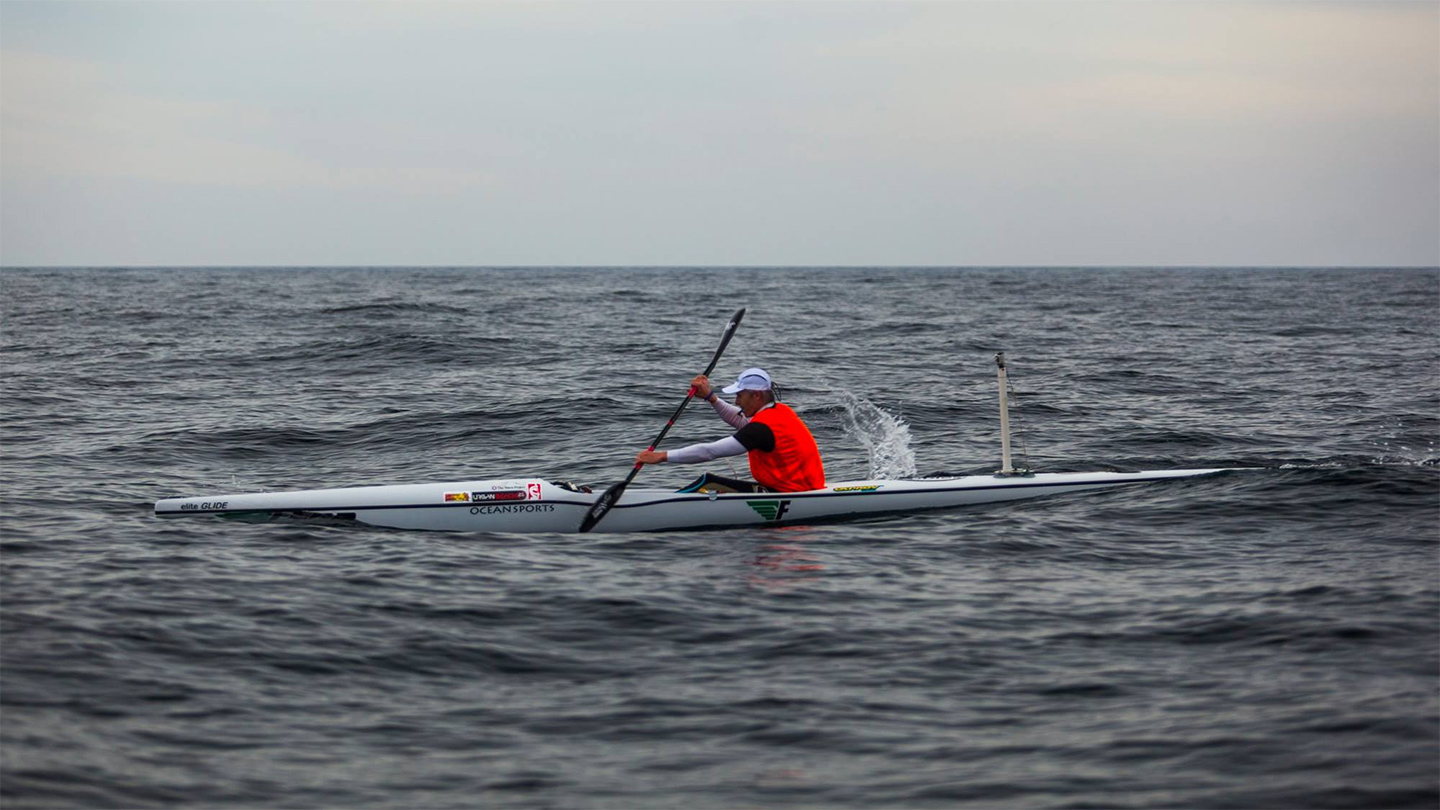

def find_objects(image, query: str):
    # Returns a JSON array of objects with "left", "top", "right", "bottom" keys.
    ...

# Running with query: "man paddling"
[{"left": 634, "top": 368, "right": 826, "bottom": 493}]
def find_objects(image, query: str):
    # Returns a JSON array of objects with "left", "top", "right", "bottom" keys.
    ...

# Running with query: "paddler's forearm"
[
  {"left": 663, "top": 436, "right": 747, "bottom": 464},
  {"left": 702, "top": 391, "right": 748, "bottom": 428}
]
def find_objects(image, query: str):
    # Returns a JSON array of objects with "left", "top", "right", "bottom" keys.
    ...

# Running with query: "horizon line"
[{"left": 3, "top": 264, "right": 1437, "bottom": 271}]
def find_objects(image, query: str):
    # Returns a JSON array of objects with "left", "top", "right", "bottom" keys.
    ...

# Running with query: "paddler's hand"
[
  {"left": 690, "top": 375, "right": 713, "bottom": 399},
  {"left": 636, "top": 450, "right": 668, "bottom": 465}
]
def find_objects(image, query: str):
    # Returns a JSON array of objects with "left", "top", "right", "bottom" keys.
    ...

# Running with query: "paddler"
[{"left": 634, "top": 368, "right": 826, "bottom": 493}]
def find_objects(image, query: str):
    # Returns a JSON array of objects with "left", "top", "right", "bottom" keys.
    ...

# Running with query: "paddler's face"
[{"left": 735, "top": 388, "right": 766, "bottom": 417}]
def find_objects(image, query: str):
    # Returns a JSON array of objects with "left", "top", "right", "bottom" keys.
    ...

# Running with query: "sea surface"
[{"left": 2, "top": 267, "right": 1437, "bottom": 809}]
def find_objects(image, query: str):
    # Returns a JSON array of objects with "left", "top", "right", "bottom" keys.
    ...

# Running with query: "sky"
[{"left": 1, "top": 1, "right": 1436, "bottom": 267}]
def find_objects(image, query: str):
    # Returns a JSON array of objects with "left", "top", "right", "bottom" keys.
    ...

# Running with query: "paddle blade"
[{"left": 578, "top": 480, "right": 628, "bottom": 533}]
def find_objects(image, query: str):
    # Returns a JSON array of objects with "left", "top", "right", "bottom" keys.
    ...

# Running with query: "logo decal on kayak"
[
  {"left": 444, "top": 492, "right": 470, "bottom": 502},
  {"left": 747, "top": 500, "right": 792, "bottom": 521},
  {"left": 832, "top": 485, "right": 882, "bottom": 493},
  {"left": 471, "top": 490, "right": 527, "bottom": 502},
  {"left": 470, "top": 504, "right": 555, "bottom": 515},
  {"left": 527, "top": 482, "right": 543, "bottom": 500}
]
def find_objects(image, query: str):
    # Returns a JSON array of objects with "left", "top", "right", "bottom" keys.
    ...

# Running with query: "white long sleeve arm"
[
  {"left": 706, "top": 394, "right": 748, "bottom": 429},
  {"left": 666, "top": 436, "right": 748, "bottom": 465}
]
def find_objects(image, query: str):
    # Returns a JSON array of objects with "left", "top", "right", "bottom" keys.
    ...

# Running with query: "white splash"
[{"left": 833, "top": 392, "right": 918, "bottom": 480}]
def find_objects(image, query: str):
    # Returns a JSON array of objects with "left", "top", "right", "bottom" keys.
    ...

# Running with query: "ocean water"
[{"left": 1, "top": 266, "right": 1436, "bottom": 809}]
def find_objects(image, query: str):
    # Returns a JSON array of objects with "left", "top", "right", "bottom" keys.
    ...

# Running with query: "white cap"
[{"left": 721, "top": 367, "right": 773, "bottom": 394}]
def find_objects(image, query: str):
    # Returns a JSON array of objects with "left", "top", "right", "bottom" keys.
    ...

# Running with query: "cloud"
[
  {"left": 0, "top": 50, "right": 489, "bottom": 194},
  {"left": 794, "top": 2, "right": 1437, "bottom": 145},
  {"left": 1, "top": 2, "right": 1434, "bottom": 266}
]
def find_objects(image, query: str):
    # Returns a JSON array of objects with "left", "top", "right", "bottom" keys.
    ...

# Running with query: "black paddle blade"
[{"left": 578, "top": 480, "right": 627, "bottom": 533}]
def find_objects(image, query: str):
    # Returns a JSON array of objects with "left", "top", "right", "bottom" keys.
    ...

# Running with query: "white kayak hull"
[{"left": 154, "top": 469, "right": 1227, "bottom": 533}]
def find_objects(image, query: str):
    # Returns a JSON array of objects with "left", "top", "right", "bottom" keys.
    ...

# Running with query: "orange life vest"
[{"left": 747, "top": 403, "right": 826, "bottom": 492}]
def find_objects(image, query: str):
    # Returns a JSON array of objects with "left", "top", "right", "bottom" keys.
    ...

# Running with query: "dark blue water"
[{"left": 2, "top": 267, "right": 1437, "bottom": 808}]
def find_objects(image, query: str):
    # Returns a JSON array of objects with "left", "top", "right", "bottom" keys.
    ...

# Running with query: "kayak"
[
  {"left": 153, "top": 468, "right": 1227, "bottom": 533},
  {"left": 153, "top": 342, "right": 1232, "bottom": 534}
]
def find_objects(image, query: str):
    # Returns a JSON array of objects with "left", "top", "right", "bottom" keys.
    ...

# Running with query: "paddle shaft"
[{"left": 578, "top": 307, "right": 746, "bottom": 532}]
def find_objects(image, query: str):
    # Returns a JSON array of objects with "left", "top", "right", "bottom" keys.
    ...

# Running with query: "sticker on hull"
[
  {"left": 471, "top": 490, "right": 527, "bottom": 502},
  {"left": 470, "top": 504, "right": 555, "bottom": 515},
  {"left": 747, "top": 500, "right": 792, "bottom": 521}
]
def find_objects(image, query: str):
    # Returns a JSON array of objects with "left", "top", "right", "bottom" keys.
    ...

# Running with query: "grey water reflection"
[{"left": 746, "top": 526, "right": 826, "bottom": 591}]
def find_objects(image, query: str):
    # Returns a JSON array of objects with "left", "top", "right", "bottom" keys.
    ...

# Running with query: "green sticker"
[{"left": 747, "top": 500, "right": 791, "bottom": 521}]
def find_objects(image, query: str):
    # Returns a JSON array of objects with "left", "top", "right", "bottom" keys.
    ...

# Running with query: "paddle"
[{"left": 578, "top": 307, "right": 747, "bottom": 532}]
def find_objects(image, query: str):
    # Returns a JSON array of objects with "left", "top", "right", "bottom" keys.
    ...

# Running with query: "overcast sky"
[{"left": 1, "top": 1, "right": 1436, "bottom": 267}]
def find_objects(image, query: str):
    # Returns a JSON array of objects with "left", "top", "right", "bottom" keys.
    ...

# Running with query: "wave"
[{"left": 319, "top": 302, "right": 472, "bottom": 316}]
